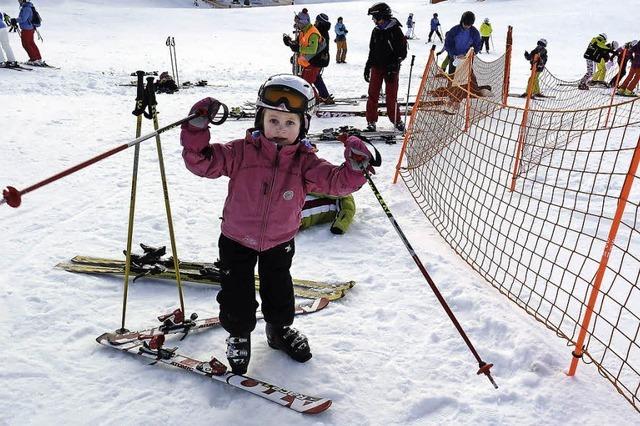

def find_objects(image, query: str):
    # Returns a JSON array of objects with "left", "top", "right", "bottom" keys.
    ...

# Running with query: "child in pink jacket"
[{"left": 181, "top": 74, "right": 375, "bottom": 374}]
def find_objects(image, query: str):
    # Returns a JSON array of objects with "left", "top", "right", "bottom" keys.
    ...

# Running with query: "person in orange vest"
[{"left": 283, "top": 12, "right": 327, "bottom": 93}]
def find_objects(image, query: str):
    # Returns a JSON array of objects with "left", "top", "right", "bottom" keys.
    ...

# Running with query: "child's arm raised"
[{"left": 180, "top": 98, "right": 234, "bottom": 179}]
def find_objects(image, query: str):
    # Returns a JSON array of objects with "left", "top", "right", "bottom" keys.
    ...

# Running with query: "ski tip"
[
  {"left": 316, "top": 298, "right": 330, "bottom": 310},
  {"left": 96, "top": 332, "right": 110, "bottom": 344},
  {"left": 303, "top": 399, "right": 332, "bottom": 414}
]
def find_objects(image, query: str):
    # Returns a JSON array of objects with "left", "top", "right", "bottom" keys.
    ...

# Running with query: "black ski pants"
[
  {"left": 216, "top": 234, "right": 296, "bottom": 335},
  {"left": 428, "top": 29, "right": 443, "bottom": 42}
]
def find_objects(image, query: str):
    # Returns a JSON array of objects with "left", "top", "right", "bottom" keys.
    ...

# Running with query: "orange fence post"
[
  {"left": 604, "top": 48, "right": 628, "bottom": 127},
  {"left": 509, "top": 57, "right": 538, "bottom": 191},
  {"left": 464, "top": 50, "right": 475, "bottom": 132},
  {"left": 568, "top": 135, "right": 640, "bottom": 376},
  {"left": 393, "top": 46, "right": 436, "bottom": 184},
  {"left": 502, "top": 26, "right": 513, "bottom": 107}
]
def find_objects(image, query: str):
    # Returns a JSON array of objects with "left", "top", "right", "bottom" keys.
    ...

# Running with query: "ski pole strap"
[
  {"left": 357, "top": 138, "right": 382, "bottom": 167},
  {"left": 210, "top": 102, "right": 229, "bottom": 125}
]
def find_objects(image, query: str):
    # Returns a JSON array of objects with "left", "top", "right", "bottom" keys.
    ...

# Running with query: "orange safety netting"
[{"left": 396, "top": 31, "right": 640, "bottom": 411}]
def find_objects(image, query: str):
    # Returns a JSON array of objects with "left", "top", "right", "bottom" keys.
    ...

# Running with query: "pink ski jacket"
[{"left": 181, "top": 126, "right": 367, "bottom": 252}]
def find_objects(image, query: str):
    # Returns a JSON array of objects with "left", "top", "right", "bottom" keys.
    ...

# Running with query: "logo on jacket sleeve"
[{"left": 283, "top": 190, "right": 294, "bottom": 201}]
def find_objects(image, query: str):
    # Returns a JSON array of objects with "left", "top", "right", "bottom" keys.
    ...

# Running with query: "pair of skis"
[
  {"left": 56, "top": 245, "right": 356, "bottom": 301},
  {"left": 0, "top": 64, "right": 32, "bottom": 71},
  {"left": 98, "top": 298, "right": 332, "bottom": 414}
]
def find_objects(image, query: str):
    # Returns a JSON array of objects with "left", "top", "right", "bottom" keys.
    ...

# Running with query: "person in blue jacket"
[
  {"left": 0, "top": 11, "right": 18, "bottom": 67},
  {"left": 443, "top": 10, "right": 482, "bottom": 74},
  {"left": 17, "top": 0, "right": 43, "bottom": 65},
  {"left": 428, "top": 12, "right": 442, "bottom": 43},
  {"left": 334, "top": 16, "right": 348, "bottom": 63}
]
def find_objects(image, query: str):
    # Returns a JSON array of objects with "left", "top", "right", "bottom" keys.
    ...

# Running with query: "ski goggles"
[{"left": 260, "top": 85, "right": 312, "bottom": 114}]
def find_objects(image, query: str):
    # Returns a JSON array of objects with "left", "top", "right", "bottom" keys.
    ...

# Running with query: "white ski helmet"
[
  {"left": 538, "top": 38, "right": 547, "bottom": 47},
  {"left": 599, "top": 33, "right": 608, "bottom": 40},
  {"left": 484, "top": 18, "right": 489, "bottom": 24},
  {"left": 611, "top": 40, "right": 619, "bottom": 50},
  {"left": 255, "top": 74, "right": 317, "bottom": 138}
]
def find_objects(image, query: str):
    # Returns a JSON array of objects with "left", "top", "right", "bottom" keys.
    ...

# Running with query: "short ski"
[
  {"left": 307, "top": 126, "right": 403, "bottom": 143},
  {"left": 20, "top": 62, "right": 60, "bottom": 69},
  {"left": 0, "top": 64, "right": 32, "bottom": 71},
  {"left": 107, "top": 298, "right": 329, "bottom": 345},
  {"left": 508, "top": 93, "right": 556, "bottom": 100},
  {"left": 96, "top": 334, "right": 332, "bottom": 414},
  {"left": 56, "top": 255, "right": 355, "bottom": 300}
]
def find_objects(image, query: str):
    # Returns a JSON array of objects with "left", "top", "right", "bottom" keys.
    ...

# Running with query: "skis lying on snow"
[
  {"left": 97, "top": 300, "right": 332, "bottom": 414},
  {"left": 307, "top": 126, "right": 403, "bottom": 144},
  {"left": 107, "top": 297, "right": 329, "bottom": 344},
  {"left": 56, "top": 245, "right": 355, "bottom": 300}
]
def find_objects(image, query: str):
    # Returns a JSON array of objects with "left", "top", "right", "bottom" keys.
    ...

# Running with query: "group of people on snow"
[
  {"left": 0, "top": 0, "right": 46, "bottom": 68},
  {"left": 577, "top": 34, "right": 640, "bottom": 96}
]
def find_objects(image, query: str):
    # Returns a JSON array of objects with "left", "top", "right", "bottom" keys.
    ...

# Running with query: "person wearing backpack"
[
  {"left": 17, "top": 0, "right": 43, "bottom": 66},
  {"left": 0, "top": 11, "right": 18, "bottom": 67}
]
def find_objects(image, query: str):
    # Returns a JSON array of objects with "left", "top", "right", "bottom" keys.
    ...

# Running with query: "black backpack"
[{"left": 30, "top": 5, "right": 42, "bottom": 27}]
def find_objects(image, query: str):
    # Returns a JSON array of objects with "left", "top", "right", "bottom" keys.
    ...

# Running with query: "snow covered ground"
[{"left": 1, "top": 0, "right": 639, "bottom": 423}]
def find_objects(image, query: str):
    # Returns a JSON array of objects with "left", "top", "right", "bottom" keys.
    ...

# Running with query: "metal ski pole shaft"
[
  {"left": 403, "top": 55, "right": 416, "bottom": 131},
  {"left": 145, "top": 76, "right": 186, "bottom": 315},
  {"left": 1, "top": 112, "right": 203, "bottom": 208},
  {"left": 166, "top": 36, "right": 176, "bottom": 81},
  {"left": 120, "top": 70, "right": 146, "bottom": 333},
  {"left": 361, "top": 167, "right": 498, "bottom": 389},
  {"left": 171, "top": 37, "right": 180, "bottom": 87}
]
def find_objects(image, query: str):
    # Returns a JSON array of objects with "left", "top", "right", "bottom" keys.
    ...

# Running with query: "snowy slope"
[{"left": 1, "top": 0, "right": 639, "bottom": 424}]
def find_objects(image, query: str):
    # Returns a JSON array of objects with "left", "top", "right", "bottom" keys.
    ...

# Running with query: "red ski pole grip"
[{"left": 2, "top": 186, "right": 22, "bottom": 208}]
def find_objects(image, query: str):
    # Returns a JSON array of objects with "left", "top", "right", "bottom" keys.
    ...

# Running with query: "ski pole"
[
  {"left": 403, "top": 55, "right": 416, "bottom": 132},
  {"left": 347, "top": 137, "right": 498, "bottom": 388},
  {"left": 166, "top": 36, "right": 176, "bottom": 82},
  {"left": 119, "top": 70, "right": 147, "bottom": 333},
  {"left": 145, "top": 76, "right": 186, "bottom": 317},
  {"left": 171, "top": 37, "right": 180, "bottom": 87},
  {"left": 1, "top": 106, "right": 228, "bottom": 208}
]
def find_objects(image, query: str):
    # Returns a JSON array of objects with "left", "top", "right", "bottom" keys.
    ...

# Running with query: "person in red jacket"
[
  {"left": 364, "top": 2, "right": 407, "bottom": 132},
  {"left": 180, "top": 74, "right": 375, "bottom": 374}
]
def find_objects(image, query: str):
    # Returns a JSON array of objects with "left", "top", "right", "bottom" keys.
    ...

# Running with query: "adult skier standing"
[
  {"left": 283, "top": 12, "right": 327, "bottom": 97},
  {"left": 179, "top": 74, "right": 374, "bottom": 374},
  {"left": 0, "top": 10, "right": 18, "bottom": 67},
  {"left": 364, "top": 2, "right": 407, "bottom": 132},
  {"left": 16, "top": 0, "right": 43, "bottom": 66}
]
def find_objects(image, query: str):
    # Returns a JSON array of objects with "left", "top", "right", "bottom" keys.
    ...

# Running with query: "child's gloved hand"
[
  {"left": 188, "top": 97, "right": 223, "bottom": 129},
  {"left": 343, "top": 136, "right": 375, "bottom": 174}
]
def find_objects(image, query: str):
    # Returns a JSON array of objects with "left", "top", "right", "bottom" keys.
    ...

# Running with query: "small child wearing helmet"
[{"left": 180, "top": 74, "right": 375, "bottom": 374}]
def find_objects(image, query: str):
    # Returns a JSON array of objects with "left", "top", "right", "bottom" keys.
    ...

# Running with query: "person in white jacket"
[{"left": 0, "top": 11, "right": 18, "bottom": 67}]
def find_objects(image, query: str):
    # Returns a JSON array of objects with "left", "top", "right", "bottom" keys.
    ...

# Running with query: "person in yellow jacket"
[
  {"left": 299, "top": 193, "right": 356, "bottom": 234},
  {"left": 479, "top": 18, "right": 492, "bottom": 54},
  {"left": 579, "top": 33, "right": 613, "bottom": 90},
  {"left": 283, "top": 12, "right": 327, "bottom": 89}
]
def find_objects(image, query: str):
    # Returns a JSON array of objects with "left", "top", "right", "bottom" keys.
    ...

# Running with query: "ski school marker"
[{"left": 1, "top": 106, "right": 229, "bottom": 208}]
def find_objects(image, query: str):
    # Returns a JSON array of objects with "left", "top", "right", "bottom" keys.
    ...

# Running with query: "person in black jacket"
[
  {"left": 311, "top": 13, "right": 334, "bottom": 104},
  {"left": 364, "top": 2, "right": 407, "bottom": 132},
  {"left": 522, "top": 38, "right": 548, "bottom": 97}
]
